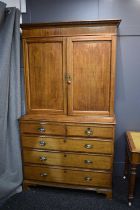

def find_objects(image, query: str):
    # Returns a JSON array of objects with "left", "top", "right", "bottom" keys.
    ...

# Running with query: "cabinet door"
[
  {"left": 23, "top": 37, "right": 67, "bottom": 115},
  {"left": 67, "top": 36, "right": 115, "bottom": 116}
]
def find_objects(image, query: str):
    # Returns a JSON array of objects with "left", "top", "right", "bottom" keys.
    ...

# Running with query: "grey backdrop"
[{"left": 22, "top": 0, "right": 140, "bottom": 176}]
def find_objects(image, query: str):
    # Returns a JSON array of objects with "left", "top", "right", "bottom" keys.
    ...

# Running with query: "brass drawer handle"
[
  {"left": 84, "top": 160, "right": 93, "bottom": 164},
  {"left": 39, "top": 156, "right": 47, "bottom": 161},
  {"left": 39, "top": 141, "right": 46, "bottom": 146},
  {"left": 38, "top": 127, "right": 46, "bottom": 132},
  {"left": 84, "top": 176, "right": 92, "bottom": 181},
  {"left": 40, "top": 173, "right": 48, "bottom": 177},
  {"left": 84, "top": 144, "right": 93, "bottom": 149},
  {"left": 85, "top": 128, "right": 93, "bottom": 136}
]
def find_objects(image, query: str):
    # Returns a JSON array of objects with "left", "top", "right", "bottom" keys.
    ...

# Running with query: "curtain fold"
[
  {"left": 0, "top": 1, "right": 22, "bottom": 202},
  {"left": 0, "top": 2, "right": 6, "bottom": 26}
]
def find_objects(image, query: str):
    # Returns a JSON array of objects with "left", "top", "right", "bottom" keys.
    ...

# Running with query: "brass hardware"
[
  {"left": 38, "top": 127, "right": 46, "bottom": 132},
  {"left": 85, "top": 128, "right": 93, "bottom": 136},
  {"left": 67, "top": 75, "right": 71, "bottom": 84},
  {"left": 39, "top": 141, "right": 46, "bottom": 146},
  {"left": 84, "top": 144, "right": 93, "bottom": 149},
  {"left": 84, "top": 176, "right": 92, "bottom": 181},
  {"left": 84, "top": 160, "right": 93, "bottom": 164},
  {"left": 65, "top": 74, "right": 71, "bottom": 84},
  {"left": 40, "top": 173, "right": 48, "bottom": 177},
  {"left": 39, "top": 156, "right": 47, "bottom": 161}
]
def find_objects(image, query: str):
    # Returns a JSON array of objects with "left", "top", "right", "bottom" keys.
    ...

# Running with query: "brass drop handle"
[
  {"left": 40, "top": 173, "right": 48, "bottom": 177},
  {"left": 38, "top": 127, "right": 46, "bottom": 132},
  {"left": 85, "top": 128, "right": 93, "bottom": 136},
  {"left": 39, "top": 141, "right": 46, "bottom": 146},
  {"left": 84, "top": 176, "right": 92, "bottom": 181},
  {"left": 84, "top": 160, "right": 93, "bottom": 164},
  {"left": 84, "top": 144, "right": 93, "bottom": 149},
  {"left": 39, "top": 156, "right": 47, "bottom": 161}
]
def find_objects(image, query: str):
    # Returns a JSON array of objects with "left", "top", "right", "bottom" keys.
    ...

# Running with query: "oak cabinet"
[{"left": 20, "top": 20, "right": 121, "bottom": 198}]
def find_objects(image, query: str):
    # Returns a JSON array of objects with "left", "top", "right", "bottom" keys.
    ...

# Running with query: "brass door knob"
[
  {"left": 67, "top": 75, "right": 71, "bottom": 84},
  {"left": 65, "top": 74, "right": 72, "bottom": 84}
]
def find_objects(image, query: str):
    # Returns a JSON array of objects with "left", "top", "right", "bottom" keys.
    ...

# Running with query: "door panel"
[
  {"left": 67, "top": 36, "right": 112, "bottom": 116},
  {"left": 24, "top": 37, "right": 66, "bottom": 114}
]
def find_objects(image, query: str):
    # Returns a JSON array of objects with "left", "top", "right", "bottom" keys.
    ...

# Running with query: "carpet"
[{"left": 1, "top": 177, "right": 140, "bottom": 210}]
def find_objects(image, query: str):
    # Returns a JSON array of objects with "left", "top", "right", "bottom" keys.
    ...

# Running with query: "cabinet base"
[{"left": 23, "top": 180, "right": 112, "bottom": 199}]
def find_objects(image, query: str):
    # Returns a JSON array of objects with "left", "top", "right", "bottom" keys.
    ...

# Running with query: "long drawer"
[
  {"left": 20, "top": 122, "right": 65, "bottom": 136},
  {"left": 21, "top": 135, "right": 113, "bottom": 154},
  {"left": 23, "top": 150, "right": 112, "bottom": 170},
  {"left": 24, "top": 165, "right": 112, "bottom": 187},
  {"left": 67, "top": 125, "right": 114, "bottom": 138}
]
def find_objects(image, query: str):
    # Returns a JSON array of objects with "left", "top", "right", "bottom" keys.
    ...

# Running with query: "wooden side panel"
[
  {"left": 67, "top": 36, "right": 112, "bottom": 116},
  {"left": 23, "top": 37, "right": 67, "bottom": 114}
]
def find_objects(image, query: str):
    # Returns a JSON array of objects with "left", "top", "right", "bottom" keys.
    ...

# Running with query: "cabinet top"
[{"left": 21, "top": 19, "right": 121, "bottom": 29}]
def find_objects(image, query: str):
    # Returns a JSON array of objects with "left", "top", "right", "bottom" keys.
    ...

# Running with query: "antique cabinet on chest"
[{"left": 20, "top": 20, "right": 121, "bottom": 198}]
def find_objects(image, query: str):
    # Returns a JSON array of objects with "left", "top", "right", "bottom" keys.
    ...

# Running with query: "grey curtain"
[{"left": 0, "top": 1, "right": 22, "bottom": 202}]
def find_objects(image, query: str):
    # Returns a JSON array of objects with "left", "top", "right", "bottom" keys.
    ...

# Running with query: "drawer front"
[
  {"left": 20, "top": 122, "right": 65, "bottom": 136},
  {"left": 24, "top": 165, "right": 112, "bottom": 187},
  {"left": 21, "top": 136, "right": 113, "bottom": 154},
  {"left": 23, "top": 150, "right": 112, "bottom": 170},
  {"left": 67, "top": 125, "right": 113, "bottom": 138}
]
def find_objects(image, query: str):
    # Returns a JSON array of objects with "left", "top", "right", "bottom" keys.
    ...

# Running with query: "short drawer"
[
  {"left": 24, "top": 165, "right": 112, "bottom": 188},
  {"left": 23, "top": 150, "right": 112, "bottom": 170},
  {"left": 67, "top": 125, "right": 114, "bottom": 138},
  {"left": 20, "top": 122, "right": 65, "bottom": 136},
  {"left": 21, "top": 135, "right": 113, "bottom": 154}
]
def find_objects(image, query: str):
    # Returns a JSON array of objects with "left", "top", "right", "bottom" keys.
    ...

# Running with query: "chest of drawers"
[{"left": 20, "top": 119, "right": 115, "bottom": 198}]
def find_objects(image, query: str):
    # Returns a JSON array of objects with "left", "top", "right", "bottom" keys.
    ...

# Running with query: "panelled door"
[
  {"left": 67, "top": 36, "right": 115, "bottom": 116},
  {"left": 23, "top": 37, "right": 67, "bottom": 115}
]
